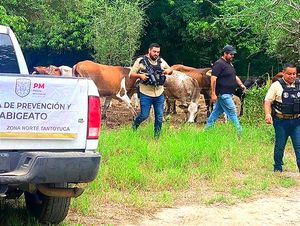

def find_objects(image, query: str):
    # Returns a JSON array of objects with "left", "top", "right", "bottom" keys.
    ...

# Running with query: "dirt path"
[
  {"left": 135, "top": 173, "right": 300, "bottom": 226},
  {"left": 68, "top": 173, "right": 300, "bottom": 226},
  {"left": 137, "top": 192, "right": 300, "bottom": 226}
]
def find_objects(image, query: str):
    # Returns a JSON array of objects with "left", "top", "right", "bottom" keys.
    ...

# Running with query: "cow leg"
[
  {"left": 166, "top": 98, "right": 177, "bottom": 115},
  {"left": 132, "top": 93, "right": 139, "bottom": 109},
  {"left": 205, "top": 96, "right": 212, "bottom": 117},
  {"left": 171, "top": 99, "right": 177, "bottom": 114},
  {"left": 239, "top": 93, "right": 246, "bottom": 116},
  {"left": 116, "top": 94, "right": 137, "bottom": 117},
  {"left": 102, "top": 97, "right": 112, "bottom": 120},
  {"left": 116, "top": 78, "right": 137, "bottom": 117},
  {"left": 165, "top": 97, "right": 171, "bottom": 115}
]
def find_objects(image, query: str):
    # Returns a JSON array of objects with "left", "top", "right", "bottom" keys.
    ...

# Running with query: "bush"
[{"left": 241, "top": 85, "right": 269, "bottom": 125}]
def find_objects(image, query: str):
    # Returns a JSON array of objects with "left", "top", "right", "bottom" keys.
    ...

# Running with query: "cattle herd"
[{"left": 33, "top": 60, "right": 293, "bottom": 124}]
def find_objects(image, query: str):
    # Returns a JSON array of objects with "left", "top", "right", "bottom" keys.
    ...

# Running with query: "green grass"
[
  {"left": 4, "top": 116, "right": 299, "bottom": 225},
  {"left": 0, "top": 199, "right": 39, "bottom": 226},
  {"left": 79, "top": 120, "right": 298, "bottom": 211}
]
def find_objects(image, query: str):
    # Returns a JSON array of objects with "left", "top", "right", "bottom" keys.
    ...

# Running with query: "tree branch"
[{"left": 287, "top": 0, "right": 300, "bottom": 10}]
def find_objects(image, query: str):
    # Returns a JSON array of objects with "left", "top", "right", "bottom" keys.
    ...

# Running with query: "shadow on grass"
[{"left": 0, "top": 198, "right": 39, "bottom": 226}]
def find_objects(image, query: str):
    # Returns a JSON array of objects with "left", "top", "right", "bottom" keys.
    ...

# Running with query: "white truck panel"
[{"left": 0, "top": 75, "right": 90, "bottom": 149}]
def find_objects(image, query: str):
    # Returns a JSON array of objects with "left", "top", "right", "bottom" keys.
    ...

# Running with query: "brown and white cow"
[
  {"left": 170, "top": 64, "right": 212, "bottom": 114},
  {"left": 33, "top": 65, "right": 60, "bottom": 76},
  {"left": 164, "top": 72, "right": 202, "bottom": 123},
  {"left": 58, "top": 65, "right": 73, "bottom": 77},
  {"left": 33, "top": 65, "right": 73, "bottom": 77},
  {"left": 73, "top": 60, "right": 138, "bottom": 119}
]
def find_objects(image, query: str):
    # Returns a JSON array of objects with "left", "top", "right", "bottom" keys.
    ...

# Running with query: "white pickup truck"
[{"left": 0, "top": 25, "right": 101, "bottom": 224}]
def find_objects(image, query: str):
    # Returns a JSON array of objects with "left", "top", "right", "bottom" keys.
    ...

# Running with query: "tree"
[
  {"left": 0, "top": 0, "right": 147, "bottom": 67},
  {"left": 140, "top": 0, "right": 224, "bottom": 67},
  {"left": 217, "top": 0, "right": 300, "bottom": 63},
  {"left": 92, "top": 0, "right": 147, "bottom": 66},
  {"left": 0, "top": 4, "right": 26, "bottom": 32}
]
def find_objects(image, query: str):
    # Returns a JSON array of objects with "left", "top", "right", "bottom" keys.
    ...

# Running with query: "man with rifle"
[{"left": 129, "top": 43, "right": 173, "bottom": 138}]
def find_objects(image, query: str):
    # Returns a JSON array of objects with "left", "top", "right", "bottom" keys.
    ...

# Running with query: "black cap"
[{"left": 223, "top": 45, "right": 237, "bottom": 54}]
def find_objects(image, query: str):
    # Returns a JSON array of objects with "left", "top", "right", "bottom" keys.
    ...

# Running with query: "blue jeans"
[
  {"left": 273, "top": 117, "right": 300, "bottom": 171},
  {"left": 133, "top": 92, "right": 165, "bottom": 137},
  {"left": 205, "top": 94, "right": 242, "bottom": 134}
]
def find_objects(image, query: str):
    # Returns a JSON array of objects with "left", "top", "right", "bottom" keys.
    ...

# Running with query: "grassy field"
[
  {"left": 71, "top": 120, "right": 299, "bottom": 215},
  {"left": 2, "top": 110, "right": 299, "bottom": 225}
]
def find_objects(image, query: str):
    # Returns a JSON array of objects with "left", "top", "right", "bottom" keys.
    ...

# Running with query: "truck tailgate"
[{"left": 0, "top": 75, "right": 90, "bottom": 150}]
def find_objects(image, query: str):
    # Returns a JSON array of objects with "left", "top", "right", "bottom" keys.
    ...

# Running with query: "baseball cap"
[{"left": 223, "top": 45, "right": 237, "bottom": 54}]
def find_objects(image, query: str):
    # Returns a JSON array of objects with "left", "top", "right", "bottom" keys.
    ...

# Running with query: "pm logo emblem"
[{"left": 15, "top": 78, "right": 31, "bottom": 97}]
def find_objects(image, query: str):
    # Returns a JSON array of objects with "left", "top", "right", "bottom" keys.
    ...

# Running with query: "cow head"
[
  {"left": 32, "top": 65, "right": 61, "bottom": 76},
  {"left": 244, "top": 77, "right": 266, "bottom": 89},
  {"left": 32, "top": 66, "right": 48, "bottom": 74},
  {"left": 185, "top": 102, "right": 198, "bottom": 123}
]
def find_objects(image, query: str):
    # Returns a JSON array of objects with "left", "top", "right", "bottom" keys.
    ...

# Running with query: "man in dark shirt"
[{"left": 205, "top": 45, "right": 246, "bottom": 134}]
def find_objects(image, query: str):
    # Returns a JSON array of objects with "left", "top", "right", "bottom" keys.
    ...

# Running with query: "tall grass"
[
  {"left": 72, "top": 113, "right": 298, "bottom": 213},
  {"left": 241, "top": 84, "right": 269, "bottom": 124}
]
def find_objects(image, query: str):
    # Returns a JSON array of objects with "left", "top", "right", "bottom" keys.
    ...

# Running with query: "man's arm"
[
  {"left": 264, "top": 83, "right": 277, "bottom": 124},
  {"left": 163, "top": 68, "right": 173, "bottom": 75},
  {"left": 264, "top": 100, "right": 273, "bottom": 124},
  {"left": 236, "top": 76, "right": 246, "bottom": 90},
  {"left": 161, "top": 59, "right": 173, "bottom": 75},
  {"left": 129, "top": 59, "right": 149, "bottom": 81},
  {"left": 210, "top": 75, "right": 217, "bottom": 103},
  {"left": 129, "top": 71, "right": 148, "bottom": 81}
]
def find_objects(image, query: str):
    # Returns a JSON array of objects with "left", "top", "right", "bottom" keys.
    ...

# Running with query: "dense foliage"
[
  {"left": 92, "top": 1, "right": 146, "bottom": 65},
  {"left": 241, "top": 85, "right": 269, "bottom": 124},
  {"left": 218, "top": 0, "right": 300, "bottom": 64},
  {"left": 0, "top": 0, "right": 297, "bottom": 75},
  {"left": 0, "top": 0, "right": 146, "bottom": 68}
]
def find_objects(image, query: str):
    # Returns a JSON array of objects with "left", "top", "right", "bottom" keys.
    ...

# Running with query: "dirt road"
[
  {"left": 138, "top": 192, "right": 300, "bottom": 226},
  {"left": 71, "top": 174, "right": 299, "bottom": 226},
  {"left": 136, "top": 173, "right": 300, "bottom": 226}
]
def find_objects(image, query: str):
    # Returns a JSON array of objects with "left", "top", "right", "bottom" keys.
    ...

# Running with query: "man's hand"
[
  {"left": 139, "top": 73, "right": 149, "bottom": 81},
  {"left": 265, "top": 113, "right": 273, "bottom": 124},
  {"left": 211, "top": 93, "right": 217, "bottom": 103},
  {"left": 163, "top": 68, "right": 173, "bottom": 75},
  {"left": 240, "top": 84, "right": 246, "bottom": 91}
]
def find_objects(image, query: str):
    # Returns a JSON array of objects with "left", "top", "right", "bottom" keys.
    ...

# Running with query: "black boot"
[
  {"left": 154, "top": 130, "right": 161, "bottom": 139},
  {"left": 132, "top": 122, "right": 139, "bottom": 131}
]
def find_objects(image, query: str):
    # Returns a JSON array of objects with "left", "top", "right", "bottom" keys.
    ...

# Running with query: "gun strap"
[
  {"left": 142, "top": 56, "right": 151, "bottom": 69},
  {"left": 141, "top": 56, "right": 161, "bottom": 68}
]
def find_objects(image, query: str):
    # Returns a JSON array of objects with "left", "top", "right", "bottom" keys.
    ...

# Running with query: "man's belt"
[{"left": 275, "top": 113, "right": 300, "bottom": 119}]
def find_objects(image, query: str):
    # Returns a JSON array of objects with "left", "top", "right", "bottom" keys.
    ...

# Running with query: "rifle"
[{"left": 141, "top": 56, "right": 164, "bottom": 86}]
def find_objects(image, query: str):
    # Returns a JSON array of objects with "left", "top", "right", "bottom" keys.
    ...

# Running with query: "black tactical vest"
[
  {"left": 139, "top": 56, "right": 166, "bottom": 86},
  {"left": 273, "top": 78, "right": 300, "bottom": 114}
]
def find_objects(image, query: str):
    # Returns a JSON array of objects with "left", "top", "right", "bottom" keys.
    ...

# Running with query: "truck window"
[{"left": 0, "top": 33, "right": 20, "bottom": 74}]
